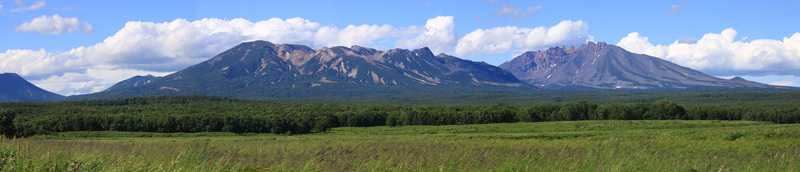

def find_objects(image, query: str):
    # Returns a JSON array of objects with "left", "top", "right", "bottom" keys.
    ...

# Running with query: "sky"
[{"left": 1, "top": 0, "right": 799, "bottom": 96}]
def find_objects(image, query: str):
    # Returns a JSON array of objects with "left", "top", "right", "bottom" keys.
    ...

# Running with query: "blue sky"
[{"left": 2, "top": 0, "right": 799, "bottom": 95}]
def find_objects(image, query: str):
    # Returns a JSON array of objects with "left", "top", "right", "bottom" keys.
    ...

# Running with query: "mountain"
[
  {"left": 103, "top": 75, "right": 161, "bottom": 92},
  {"left": 499, "top": 42, "right": 776, "bottom": 89},
  {"left": 0, "top": 73, "right": 65, "bottom": 102},
  {"left": 81, "top": 40, "right": 523, "bottom": 100}
]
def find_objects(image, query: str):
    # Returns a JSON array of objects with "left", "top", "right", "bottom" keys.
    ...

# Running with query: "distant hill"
[
  {"left": 79, "top": 40, "right": 524, "bottom": 100},
  {"left": 0, "top": 73, "right": 64, "bottom": 102},
  {"left": 499, "top": 42, "right": 777, "bottom": 89}
]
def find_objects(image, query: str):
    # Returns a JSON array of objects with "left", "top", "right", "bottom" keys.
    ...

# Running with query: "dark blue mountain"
[{"left": 0, "top": 73, "right": 64, "bottom": 102}]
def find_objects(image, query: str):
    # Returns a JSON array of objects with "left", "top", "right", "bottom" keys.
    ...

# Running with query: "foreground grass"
[{"left": 2, "top": 120, "right": 799, "bottom": 171}]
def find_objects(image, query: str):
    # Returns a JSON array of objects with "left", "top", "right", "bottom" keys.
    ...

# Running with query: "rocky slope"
[{"left": 499, "top": 42, "right": 775, "bottom": 89}]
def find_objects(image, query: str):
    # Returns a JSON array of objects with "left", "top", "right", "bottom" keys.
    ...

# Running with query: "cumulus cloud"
[
  {"left": 617, "top": 29, "right": 800, "bottom": 76},
  {"left": 82, "top": 17, "right": 419, "bottom": 72},
  {"left": 0, "top": 48, "right": 89, "bottom": 79},
  {"left": 396, "top": 16, "right": 458, "bottom": 54},
  {"left": 10, "top": 1, "right": 45, "bottom": 13},
  {"left": 3, "top": 16, "right": 598, "bottom": 95},
  {"left": 454, "top": 20, "right": 592, "bottom": 56},
  {"left": 15, "top": 14, "right": 94, "bottom": 34},
  {"left": 677, "top": 37, "right": 697, "bottom": 44},
  {"left": 493, "top": 3, "right": 542, "bottom": 22},
  {"left": 33, "top": 69, "right": 173, "bottom": 96},
  {"left": 1, "top": 17, "right": 424, "bottom": 95},
  {"left": 313, "top": 23, "right": 420, "bottom": 49},
  {"left": 667, "top": 4, "right": 687, "bottom": 15}
]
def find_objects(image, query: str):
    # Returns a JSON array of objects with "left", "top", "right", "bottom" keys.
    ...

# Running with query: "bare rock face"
[{"left": 500, "top": 42, "right": 775, "bottom": 89}]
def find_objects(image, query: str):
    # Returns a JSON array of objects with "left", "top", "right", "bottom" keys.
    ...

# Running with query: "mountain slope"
[
  {"left": 81, "top": 41, "right": 523, "bottom": 100},
  {"left": 499, "top": 42, "right": 775, "bottom": 89},
  {"left": 0, "top": 73, "right": 65, "bottom": 102},
  {"left": 103, "top": 75, "right": 161, "bottom": 92}
]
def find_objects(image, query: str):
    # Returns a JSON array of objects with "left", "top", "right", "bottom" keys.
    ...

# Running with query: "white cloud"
[
  {"left": 1, "top": 17, "right": 425, "bottom": 95},
  {"left": 493, "top": 3, "right": 542, "bottom": 22},
  {"left": 617, "top": 28, "right": 800, "bottom": 76},
  {"left": 667, "top": 4, "right": 687, "bottom": 15},
  {"left": 418, "top": 0, "right": 432, "bottom": 7},
  {"left": 0, "top": 48, "right": 88, "bottom": 79},
  {"left": 454, "top": 20, "right": 592, "bottom": 56},
  {"left": 80, "top": 18, "right": 419, "bottom": 72},
  {"left": 768, "top": 81, "right": 793, "bottom": 86},
  {"left": 1, "top": 4, "right": 4, "bottom": 12},
  {"left": 313, "top": 23, "right": 420, "bottom": 48},
  {"left": 32, "top": 72, "right": 106, "bottom": 96},
  {"left": 15, "top": 14, "right": 95, "bottom": 34},
  {"left": 2, "top": 16, "right": 599, "bottom": 96},
  {"left": 32, "top": 69, "right": 173, "bottom": 96},
  {"left": 396, "top": 16, "right": 458, "bottom": 54},
  {"left": 10, "top": 1, "right": 44, "bottom": 13},
  {"left": 677, "top": 37, "right": 697, "bottom": 44},
  {"left": 494, "top": 4, "right": 519, "bottom": 16}
]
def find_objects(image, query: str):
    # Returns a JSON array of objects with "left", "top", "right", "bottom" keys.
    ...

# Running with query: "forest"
[{"left": 2, "top": 94, "right": 799, "bottom": 137}]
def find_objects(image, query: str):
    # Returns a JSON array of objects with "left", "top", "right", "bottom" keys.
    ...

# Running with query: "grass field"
[{"left": 2, "top": 120, "right": 799, "bottom": 171}]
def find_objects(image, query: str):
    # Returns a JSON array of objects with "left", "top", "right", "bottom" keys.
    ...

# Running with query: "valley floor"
[{"left": 2, "top": 120, "right": 799, "bottom": 171}]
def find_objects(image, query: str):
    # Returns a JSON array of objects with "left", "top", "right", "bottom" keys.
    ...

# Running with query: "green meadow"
[{"left": 2, "top": 120, "right": 799, "bottom": 171}]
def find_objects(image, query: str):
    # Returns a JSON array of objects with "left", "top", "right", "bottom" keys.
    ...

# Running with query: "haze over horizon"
[{"left": 1, "top": 0, "right": 799, "bottom": 95}]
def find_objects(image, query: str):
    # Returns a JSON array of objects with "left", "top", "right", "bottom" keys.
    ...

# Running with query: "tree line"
[{"left": 1, "top": 96, "right": 799, "bottom": 137}]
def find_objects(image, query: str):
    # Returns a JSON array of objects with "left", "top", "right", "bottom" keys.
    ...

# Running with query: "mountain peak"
[
  {"left": 248, "top": 40, "right": 275, "bottom": 46},
  {"left": 726, "top": 76, "right": 773, "bottom": 88},
  {"left": 0, "top": 73, "right": 24, "bottom": 82},
  {"left": 0, "top": 73, "right": 64, "bottom": 102},
  {"left": 500, "top": 42, "right": 777, "bottom": 89},
  {"left": 84, "top": 41, "right": 523, "bottom": 100},
  {"left": 412, "top": 47, "right": 434, "bottom": 58}
]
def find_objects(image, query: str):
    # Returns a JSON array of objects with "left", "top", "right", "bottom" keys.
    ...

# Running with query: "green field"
[{"left": 2, "top": 120, "right": 799, "bottom": 171}]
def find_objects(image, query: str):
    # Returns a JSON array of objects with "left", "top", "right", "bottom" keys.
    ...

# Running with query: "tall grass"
[{"left": 2, "top": 120, "right": 799, "bottom": 171}]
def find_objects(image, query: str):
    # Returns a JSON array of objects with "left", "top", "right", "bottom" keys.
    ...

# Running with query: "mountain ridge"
[
  {"left": 73, "top": 41, "right": 791, "bottom": 101},
  {"left": 499, "top": 42, "right": 776, "bottom": 89},
  {"left": 103, "top": 75, "right": 161, "bottom": 92},
  {"left": 73, "top": 40, "right": 524, "bottom": 100}
]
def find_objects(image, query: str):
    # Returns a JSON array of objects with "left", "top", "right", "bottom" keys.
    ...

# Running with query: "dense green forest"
[
  {"left": 2, "top": 94, "right": 799, "bottom": 137},
  {"left": 260, "top": 89, "right": 800, "bottom": 105}
]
